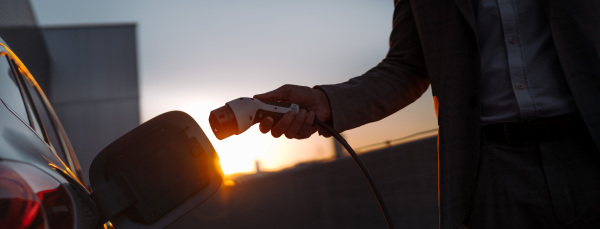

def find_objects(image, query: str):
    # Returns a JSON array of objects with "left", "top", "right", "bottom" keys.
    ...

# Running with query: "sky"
[{"left": 30, "top": 0, "right": 438, "bottom": 176}]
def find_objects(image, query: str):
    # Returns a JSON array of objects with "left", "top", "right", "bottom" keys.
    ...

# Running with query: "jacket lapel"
[{"left": 454, "top": 0, "right": 477, "bottom": 37}]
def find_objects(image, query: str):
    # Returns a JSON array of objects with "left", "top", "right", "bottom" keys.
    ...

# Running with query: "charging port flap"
[{"left": 89, "top": 111, "right": 223, "bottom": 229}]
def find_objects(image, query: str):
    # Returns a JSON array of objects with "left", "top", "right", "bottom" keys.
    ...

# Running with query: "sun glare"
[
  {"left": 211, "top": 127, "right": 274, "bottom": 175},
  {"left": 181, "top": 99, "right": 277, "bottom": 176}
]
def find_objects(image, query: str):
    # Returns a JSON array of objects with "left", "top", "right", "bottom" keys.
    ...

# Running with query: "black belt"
[{"left": 483, "top": 113, "right": 586, "bottom": 144}]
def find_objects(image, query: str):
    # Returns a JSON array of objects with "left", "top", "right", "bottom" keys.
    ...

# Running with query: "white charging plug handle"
[{"left": 226, "top": 97, "right": 299, "bottom": 135}]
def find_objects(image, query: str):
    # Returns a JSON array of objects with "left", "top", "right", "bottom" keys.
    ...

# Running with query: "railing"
[{"left": 354, "top": 128, "right": 438, "bottom": 153}]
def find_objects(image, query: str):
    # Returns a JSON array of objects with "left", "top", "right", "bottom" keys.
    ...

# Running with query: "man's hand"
[{"left": 253, "top": 84, "right": 332, "bottom": 139}]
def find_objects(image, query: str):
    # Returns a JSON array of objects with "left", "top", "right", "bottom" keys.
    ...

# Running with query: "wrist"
[{"left": 312, "top": 86, "right": 332, "bottom": 123}]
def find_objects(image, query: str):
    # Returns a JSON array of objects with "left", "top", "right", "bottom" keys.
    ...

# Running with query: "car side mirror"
[{"left": 88, "top": 111, "right": 223, "bottom": 229}]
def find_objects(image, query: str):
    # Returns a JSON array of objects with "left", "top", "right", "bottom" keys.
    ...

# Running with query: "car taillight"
[{"left": 0, "top": 160, "right": 73, "bottom": 229}]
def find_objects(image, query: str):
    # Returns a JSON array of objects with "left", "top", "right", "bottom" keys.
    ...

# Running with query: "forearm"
[
  {"left": 317, "top": 0, "right": 429, "bottom": 133},
  {"left": 318, "top": 59, "right": 429, "bottom": 133}
]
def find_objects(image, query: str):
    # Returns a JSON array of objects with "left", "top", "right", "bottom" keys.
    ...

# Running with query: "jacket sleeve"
[{"left": 317, "top": 0, "right": 430, "bottom": 133}]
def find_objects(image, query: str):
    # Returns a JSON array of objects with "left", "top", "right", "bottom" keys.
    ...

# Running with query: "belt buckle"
[
  {"left": 502, "top": 121, "right": 526, "bottom": 144},
  {"left": 504, "top": 120, "right": 548, "bottom": 144},
  {"left": 502, "top": 124, "right": 515, "bottom": 144}
]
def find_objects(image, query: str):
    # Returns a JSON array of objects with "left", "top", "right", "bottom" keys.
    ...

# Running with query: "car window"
[
  {"left": 22, "top": 81, "right": 46, "bottom": 140},
  {"left": 2, "top": 54, "right": 47, "bottom": 145},
  {"left": 21, "top": 75, "right": 69, "bottom": 163},
  {"left": 0, "top": 54, "right": 29, "bottom": 121}
]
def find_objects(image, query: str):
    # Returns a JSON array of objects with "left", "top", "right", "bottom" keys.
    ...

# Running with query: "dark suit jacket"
[{"left": 319, "top": 0, "right": 600, "bottom": 228}]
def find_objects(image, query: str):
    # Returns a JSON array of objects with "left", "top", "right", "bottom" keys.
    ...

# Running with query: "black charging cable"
[{"left": 314, "top": 119, "right": 394, "bottom": 229}]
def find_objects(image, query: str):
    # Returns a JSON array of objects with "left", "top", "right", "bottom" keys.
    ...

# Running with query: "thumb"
[{"left": 253, "top": 84, "right": 294, "bottom": 102}]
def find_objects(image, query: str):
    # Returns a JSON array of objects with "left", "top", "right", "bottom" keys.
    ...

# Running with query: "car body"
[{"left": 0, "top": 37, "right": 223, "bottom": 229}]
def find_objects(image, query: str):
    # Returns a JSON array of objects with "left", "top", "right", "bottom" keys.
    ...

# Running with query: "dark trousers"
[{"left": 466, "top": 128, "right": 600, "bottom": 228}]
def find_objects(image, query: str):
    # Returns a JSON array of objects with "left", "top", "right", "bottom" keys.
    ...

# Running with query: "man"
[{"left": 254, "top": 0, "right": 600, "bottom": 228}]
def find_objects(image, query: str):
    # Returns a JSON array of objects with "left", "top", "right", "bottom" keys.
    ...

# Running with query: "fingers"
[
  {"left": 259, "top": 109, "right": 319, "bottom": 139},
  {"left": 270, "top": 111, "right": 295, "bottom": 138},
  {"left": 253, "top": 84, "right": 294, "bottom": 102},
  {"left": 297, "top": 111, "right": 316, "bottom": 139},
  {"left": 259, "top": 117, "right": 275, "bottom": 134},
  {"left": 285, "top": 109, "right": 307, "bottom": 139}
]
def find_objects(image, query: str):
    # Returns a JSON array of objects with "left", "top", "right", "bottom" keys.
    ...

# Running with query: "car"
[{"left": 0, "top": 36, "right": 223, "bottom": 229}]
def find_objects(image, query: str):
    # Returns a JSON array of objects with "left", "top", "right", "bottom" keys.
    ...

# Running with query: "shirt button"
[
  {"left": 517, "top": 83, "right": 525, "bottom": 89},
  {"left": 509, "top": 37, "right": 518, "bottom": 44}
]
